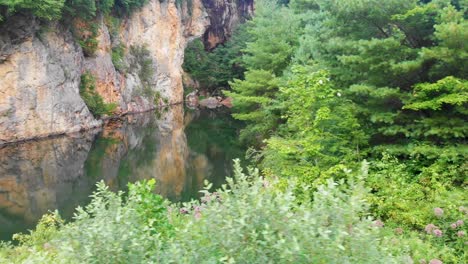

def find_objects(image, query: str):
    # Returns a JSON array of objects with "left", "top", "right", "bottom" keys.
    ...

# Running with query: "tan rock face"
[
  {"left": 0, "top": 132, "right": 97, "bottom": 228},
  {"left": 84, "top": 0, "right": 209, "bottom": 114},
  {"left": 202, "top": 0, "right": 254, "bottom": 50},
  {"left": 0, "top": 17, "right": 101, "bottom": 145}
]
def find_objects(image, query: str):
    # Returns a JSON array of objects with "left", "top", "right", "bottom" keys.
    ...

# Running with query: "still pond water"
[{"left": 0, "top": 105, "right": 243, "bottom": 241}]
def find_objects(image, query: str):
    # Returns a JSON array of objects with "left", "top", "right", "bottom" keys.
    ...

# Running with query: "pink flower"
[
  {"left": 433, "top": 207, "right": 444, "bottom": 217},
  {"left": 429, "top": 259, "right": 442, "bottom": 264},
  {"left": 459, "top": 206, "right": 467, "bottom": 214},
  {"left": 193, "top": 206, "right": 202, "bottom": 213},
  {"left": 395, "top": 227, "right": 404, "bottom": 235},
  {"left": 373, "top": 220, "right": 384, "bottom": 228},
  {"left": 194, "top": 211, "right": 202, "bottom": 219},
  {"left": 433, "top": 229, "right": 443, "bottom": 237},
  {"left": 456, "top": 220, "right": 464, "bottom": 227},
  {"left": 179, "top": 208, "right": 189, "bottom": 214},
  {"left": 457, "top": 231, "right": 465, "bottom": 237},
  {"left": 425, "top": 224, "right": 437, "bottom": 234},
  {"left": 201, "top": 194, "right": 211, "bottom": 204},
  {"left": 450, "top": 223, "right": 457, "bottom": 229}
]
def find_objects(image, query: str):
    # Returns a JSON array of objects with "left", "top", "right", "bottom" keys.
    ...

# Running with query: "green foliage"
[
  {"left": 0, "top": 0, "right": 65, "bottom": 21},
  {"left": 261, "top": 67, "right": 366, "bottom": 182},
  {"left": 65, "top": 0, "right": 97, "bottom": 20},
  {"left": 1, "top": 0, "right": 147, "bottom": 24},
  {"left": 104, "top": 13, "right": 122, "bottom": 41},
  {"left": 12, "top": 212, "right": 64, "bottom": 248},
  {"left": 72, "top": 19, "right": 99, "bottom": 56},
  {"left": 79, "top": 72, "right": 117, "bottom": 117},
  {"left": 225, "top": 70, "right": 280, "bottom": 144},
  {"left": 0, "top": 163, "right": 408, "bottom": 263},
  {"left": 114, "top": 0, "right": 148, "bottom": 15},
  {"left": 242, "top": 0, "right": 302, "bottom": 76},
  {"left": 182, "top": 24, "right": 250, "bottom": 91},
  {"left": 161, "top": 161, "right": 398, "bottom": 263},
  {"left": 96, "top": 0, "right": 115, "bottom": 14},
  {"left": 111, "top": 43, "right": 126, "bottom": 72},
  {"left": 223, "top": 2, "right": 467, "bottom": 262}
]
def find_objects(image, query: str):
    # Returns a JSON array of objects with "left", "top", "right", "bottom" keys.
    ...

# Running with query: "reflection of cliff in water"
[
  {"left": 0, "top": 105, "right": 242, "bottom": 240},
  {"left": 0, "top": 132, "right": 98, "bottom": 239}
]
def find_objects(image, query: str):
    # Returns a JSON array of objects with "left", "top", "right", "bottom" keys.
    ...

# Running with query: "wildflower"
[
  {"left": 337, "top": 92, "right": 342, "bottom": 97},
  {"left": 459, "top": 206, "right": 467, "bottom": 214},
  {"left": 193, "top": 206, "right": 202, "bottom": 213},
  {"left": 433, "top": 207, "right": 444, "bottom": 217},
  {"left": 433, "top": 229, "right": 443, "bottom": 237},
  {"left": 179, "top": 208, "right": 189, "bottom": 214},
  {"left": 425, "top": 224, "right": 437, "bottom": 234},
  {"left": 456, "top": 220, "right": 464, "bottom": 227},
  {"left": 450, "top": 223, "right": 457, "bottom": 229},
  {"left": 429, "top": 259, "right": 442, "bottom": 264},
  {"left": 395, "top": 227, "right": 404, "bottom": 235},
  {"left": 373, "top": 220, "right": 384, "bottom": 228},
  {"left": 318, "top": 79, "right": 324, "bottom": 85},
  {"left": 194, "top": 211, "right": 202, "bottom": 220},
  {"left": 457, "top": 231, "right": 465, "bottom": 237},
  {"left": 201, "top": 194, "right": 212, "bottom": 204}
]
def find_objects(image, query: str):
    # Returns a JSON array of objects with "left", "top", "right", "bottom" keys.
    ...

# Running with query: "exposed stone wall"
[
  {"left": 0, "top": 0, "right": 252, "bottom": 145},
  {"left": 0, "top": 16, "right": 101, "bottom": 145},
  {"left": 202, "top": 0, "right": 254, "bottom": 50}
]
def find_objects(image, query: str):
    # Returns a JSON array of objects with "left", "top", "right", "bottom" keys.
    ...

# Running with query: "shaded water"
[{"left": 0, "top": 105, "right": 243, "bottom": 241}]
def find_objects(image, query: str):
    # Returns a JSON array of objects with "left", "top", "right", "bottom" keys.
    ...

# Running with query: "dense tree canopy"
[
  {"left": 183, "top": 0, "right": 468, "bottom": 261},
  {"left": 0, "top": 0, "right": 151, "bottom": 21}
]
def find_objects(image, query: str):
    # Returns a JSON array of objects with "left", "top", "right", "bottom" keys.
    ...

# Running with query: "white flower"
[
  {"left": 318, "top": 79, "right": 324, "bottom": 85},
  {"left": 337, "top": 92, "right": 342, "bottom": 97}
]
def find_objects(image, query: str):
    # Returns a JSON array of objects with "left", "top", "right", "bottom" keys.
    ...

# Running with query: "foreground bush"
[{"left": 0, "top": 161, "right": 409, "bottom": 264}]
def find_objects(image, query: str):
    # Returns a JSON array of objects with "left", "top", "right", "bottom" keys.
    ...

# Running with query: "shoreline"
[{"left": 0, "top": 102, "right": 183, "bottom": 147}]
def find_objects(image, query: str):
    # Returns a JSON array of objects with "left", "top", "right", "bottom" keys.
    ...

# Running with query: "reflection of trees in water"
[
  {"left": 0, "top": 105, "right": 242, "bottom": 240},
  {"left": 185, "top": 109, "right": 244, "bottom": 198}
]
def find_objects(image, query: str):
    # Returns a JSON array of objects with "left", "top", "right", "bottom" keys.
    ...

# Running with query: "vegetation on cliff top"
[{"left": 0, "top": 0, "right": 148, "bottom": 22}]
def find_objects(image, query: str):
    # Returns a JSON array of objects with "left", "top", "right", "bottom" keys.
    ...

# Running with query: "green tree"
[
  {"left": 225, "top": 70, "right": 280, "bottom": 144},
  {"left": 183, "top": 24, "right": 251, "bottom": 91},
  {"left": 242, "top": 0, "right": 302, "bottom": 76},
  {"left": 262, "top": 66, "right": 366, "bottom": 181},
  {"left": 0, "top": 0, "right": 65, "bottom": 20}
]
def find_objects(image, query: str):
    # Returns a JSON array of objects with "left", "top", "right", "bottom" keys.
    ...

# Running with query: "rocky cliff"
[
  {"left": 0, "top": 0, "right": 253, "bottom": 145},
  {"left": 202, "top": 0, "right": 254, "bottom": 50}
]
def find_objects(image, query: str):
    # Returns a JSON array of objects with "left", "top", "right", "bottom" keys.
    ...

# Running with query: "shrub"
[
  {"left": 111, "top": 43, "right": 126, "bottom": 73},
  {"left": 0, "top": 161, "right": 406, "bottom": 263},
  {"left": 157, "top": 161, "right": 400, "bottom": 263},
  {"left": 0, "top": 0, "right": 65, "bottom": 21},
  {"left": 72, "top": 19, "right": 99, "bottom": 57},
  {"left": 79, "top": 72, "right": 117, "bottom": 117}
]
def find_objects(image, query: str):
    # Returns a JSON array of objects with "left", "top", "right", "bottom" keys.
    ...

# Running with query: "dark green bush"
[
  {"left": 111, "top": 43, "right": 126, "bottom": 72},
  {"left": 0, "top": 0, "right": 65, "bottom": 21},
  {"left": 72, "top": 20, "right": 99, "bottom": 57},
  {"left": 79, "top": 71, "right": 117, "bottom": 117}
]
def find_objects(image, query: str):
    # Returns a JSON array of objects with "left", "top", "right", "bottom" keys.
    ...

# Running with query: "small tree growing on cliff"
[{"left": 79, "top": 72, "right": 117, "bottom": 118}]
